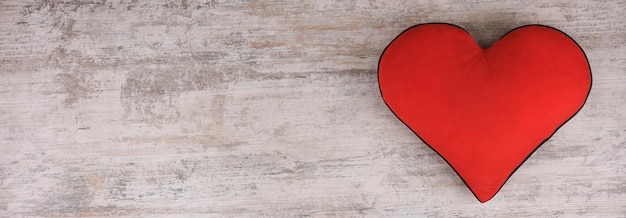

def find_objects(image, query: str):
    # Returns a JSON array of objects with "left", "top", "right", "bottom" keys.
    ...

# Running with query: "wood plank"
[{"left": 1, "top": 0, "right": 624, "bottom": 216}]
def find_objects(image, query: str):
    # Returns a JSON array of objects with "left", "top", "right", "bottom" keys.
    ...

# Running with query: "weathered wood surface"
[{"left": 0, "top": 0, "right": 624, "bottom": 217}]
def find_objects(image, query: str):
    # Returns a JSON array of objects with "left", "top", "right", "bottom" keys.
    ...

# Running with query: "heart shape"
[{"left": 378, "top": 23, "right": 591, "bottom": 202}]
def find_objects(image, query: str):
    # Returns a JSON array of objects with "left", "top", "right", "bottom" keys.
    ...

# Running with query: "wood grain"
[{"left": 1, "top": 0, "right": 624, "bottom": 217}]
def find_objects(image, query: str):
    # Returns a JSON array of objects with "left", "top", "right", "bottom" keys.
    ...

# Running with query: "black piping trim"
[{"left": 377, "top": 22, "right": 593, "bottom": 203}]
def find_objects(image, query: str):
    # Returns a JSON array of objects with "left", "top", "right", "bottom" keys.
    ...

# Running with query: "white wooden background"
[{"left": 1, "top": 0, "right": 624, "bottom": 217}]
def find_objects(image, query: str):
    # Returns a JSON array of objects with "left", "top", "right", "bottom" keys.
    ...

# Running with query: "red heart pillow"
[{"left": 378, "top": 23, "right": 591, "bottom": 203}]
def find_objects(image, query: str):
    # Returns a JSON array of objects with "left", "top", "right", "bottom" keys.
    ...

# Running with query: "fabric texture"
[{"left": 378, "top": 23, "right": 592, "bottom": 203}]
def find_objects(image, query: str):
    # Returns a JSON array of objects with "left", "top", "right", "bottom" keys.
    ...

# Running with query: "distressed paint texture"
[{"left": 0, "top": 0, "right": 625, "bottom": 217}]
